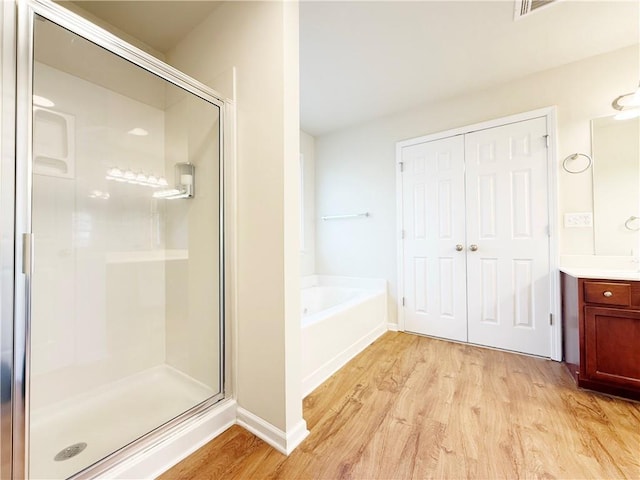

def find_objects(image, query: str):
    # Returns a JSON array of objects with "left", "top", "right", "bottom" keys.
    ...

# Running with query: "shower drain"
[{"left": 54, "top": 442, "right": 87, "bottom": 461}]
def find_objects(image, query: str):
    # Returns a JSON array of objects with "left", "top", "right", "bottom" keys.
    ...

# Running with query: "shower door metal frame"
[
  {"left": 1, "top": 2, "right": 18, "bottom": 480},
  {"left": 13, "top": 0, "right": 228, "bottom": 478}
]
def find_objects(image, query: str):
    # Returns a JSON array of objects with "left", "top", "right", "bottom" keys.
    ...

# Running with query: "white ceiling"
[
  {"left": 301, "top": 0, "right": 640, "bottom": 135},
  {"left": 67, "top": 1, "right": 639, "bottom": 137}
]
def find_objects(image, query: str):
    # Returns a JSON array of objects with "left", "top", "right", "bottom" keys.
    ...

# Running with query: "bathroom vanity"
[{"left": 561, "top": 269, "right": 640, "bottom": 401}]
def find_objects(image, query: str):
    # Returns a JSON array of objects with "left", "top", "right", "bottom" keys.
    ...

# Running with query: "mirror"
[{"left": 591, "top": 115, "right": 640, "bottom": 256}]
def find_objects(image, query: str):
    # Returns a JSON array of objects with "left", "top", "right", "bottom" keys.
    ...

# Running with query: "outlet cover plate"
[{"left": 564, "top": 212, "right": 593, "bottom": 228}]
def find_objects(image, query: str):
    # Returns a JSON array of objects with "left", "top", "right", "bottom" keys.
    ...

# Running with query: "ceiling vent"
[{"left": 514, "top": 0, "right": 557, "bottom": 19}]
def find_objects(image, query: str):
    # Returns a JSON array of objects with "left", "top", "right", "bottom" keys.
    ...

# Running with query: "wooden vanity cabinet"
[{"left": 561, "top": 272, "right": 640, "bottom": 401}]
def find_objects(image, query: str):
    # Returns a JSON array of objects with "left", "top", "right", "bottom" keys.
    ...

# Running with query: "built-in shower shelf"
[
  {"left": 33, "top": 107, "right": 75, "bottom": 179},
  {"left": 105, "top": 249, "right": 188, "bottom": 264}
]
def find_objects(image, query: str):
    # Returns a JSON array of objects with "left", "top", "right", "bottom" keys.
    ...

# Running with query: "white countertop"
[{"left": 560, "top": 268, "right": 640, "bottom": 281}]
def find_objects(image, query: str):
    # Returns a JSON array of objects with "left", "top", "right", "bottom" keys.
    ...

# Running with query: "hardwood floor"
[{"left": 159, "top": 332, "right": 640, "bottom": 479}]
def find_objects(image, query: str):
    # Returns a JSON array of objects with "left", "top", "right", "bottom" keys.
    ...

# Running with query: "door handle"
[
  {"left": 469, "top": 244, "right": 478, "bottom": 252},
  {"left": 22, "top": 233, "right": 33, "bottom": 275},
  {"left": 455, "top": 244, "right": 464, "bottom": 251}
]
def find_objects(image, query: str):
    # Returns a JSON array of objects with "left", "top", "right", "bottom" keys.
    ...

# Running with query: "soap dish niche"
[{"left": 33, "top": 107, "right": 75, "bottom": 179}]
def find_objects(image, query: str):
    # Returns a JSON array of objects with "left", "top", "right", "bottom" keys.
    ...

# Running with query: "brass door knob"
[
  {"left": 469, "top": 244, "right": 478, "bottom": 252},
  {"left": 455, "top": 244, "right": 464, "bottom": 251}
]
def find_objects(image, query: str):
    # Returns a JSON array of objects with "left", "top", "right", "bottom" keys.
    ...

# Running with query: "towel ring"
[
  {"left": 624, "top": 216, "right": 640, "bottom": 231},
  {"left": 562, "top": 153, "right": 592, "bottom": 174}
]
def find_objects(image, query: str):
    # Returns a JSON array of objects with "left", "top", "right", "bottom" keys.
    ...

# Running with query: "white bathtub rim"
[
  {"left": 301, "top": 274, "right": 386, "bottom": 290},
  {"left": 302, "top": 288, "right": 385, "bottom": 328},
  {"left": 301, "top": 285, "right": 370, "bottom": 318}
]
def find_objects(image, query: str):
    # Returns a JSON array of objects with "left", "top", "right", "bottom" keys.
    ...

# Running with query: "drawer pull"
[{"left": 584, "top": 282, "right": 630, "bottom": 306}]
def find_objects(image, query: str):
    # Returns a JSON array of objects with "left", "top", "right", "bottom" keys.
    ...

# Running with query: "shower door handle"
[{"left": 22, "top": 233, "right": 33, "bottom": 275}]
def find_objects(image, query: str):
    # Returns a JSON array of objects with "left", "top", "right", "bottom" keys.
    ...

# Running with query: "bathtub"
[{"left": 301, "top": 275, "right": 387, "bottom": 396}]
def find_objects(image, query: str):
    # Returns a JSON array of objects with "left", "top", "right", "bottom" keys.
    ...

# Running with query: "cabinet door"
[{"left": 584, "top": 306, "right": 640, "bottom": 389}]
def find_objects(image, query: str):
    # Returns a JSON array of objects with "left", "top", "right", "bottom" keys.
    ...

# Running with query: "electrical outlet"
[{"left": 564, "top": 212, "right": 593, "bottom": 228}]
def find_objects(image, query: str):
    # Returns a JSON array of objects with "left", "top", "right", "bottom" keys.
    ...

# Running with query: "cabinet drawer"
[{"left": 584, "top": 282, "right": 631, "bottom": 306}]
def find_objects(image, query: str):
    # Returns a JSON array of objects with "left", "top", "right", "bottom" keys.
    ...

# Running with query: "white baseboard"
[
  {"left": 387, "top": 322, "right": 399, "bottom": 332},
  {"left": 109, "top": 399, "right": 237, "bottom": 479},
  {"left": 236, "top": 407, "right": 309, "bottom": 455},
  {"left": 302, "top": 323, "right": 386, "bottom": 397},
  {"left": 284, "top": 418, "right": 310, "bottom": 454},
  {"left": 108, "top": 399, "right": 309, "bottom": 479}
]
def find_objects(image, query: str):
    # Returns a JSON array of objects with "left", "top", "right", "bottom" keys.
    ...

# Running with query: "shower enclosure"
[{"left": 2, "top": 1, "right": 226, "bottom": 478}]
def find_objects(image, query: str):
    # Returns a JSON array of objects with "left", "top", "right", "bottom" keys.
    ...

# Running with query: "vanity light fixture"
[
  {"left": 614, "top": 108, "right": 640, "bottom": 121},
  {"left": 152, "top": 163, "right": 195, "bottom": 200},
  {"left": 105, "top": 164, "right": 193, "bottom": 199},
  {"left": 612, "top": 82, "right": 640, "bottom": 120},
  {"left": 88, "top": 190, "right": 110, "bottom": 200},
  {"left": 105, "top": 167, "right": 167, "bottom": 188}
]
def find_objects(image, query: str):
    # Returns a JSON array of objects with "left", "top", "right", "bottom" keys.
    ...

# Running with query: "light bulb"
[
  {"left": 107, "top": 167, "right": 123, "bottom": 178},
  {"left": 128, "top": 127, "right": 149, "bottom": 136}
]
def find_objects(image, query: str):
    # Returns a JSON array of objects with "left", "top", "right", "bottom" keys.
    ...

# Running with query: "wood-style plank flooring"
[{"left": 159, "top": 332, "right": 640, "bottom": 479}]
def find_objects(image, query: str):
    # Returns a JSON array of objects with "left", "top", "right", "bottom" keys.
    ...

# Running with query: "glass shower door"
[{"left": 27, "top": 14, "right": 224, "bottom": 479}]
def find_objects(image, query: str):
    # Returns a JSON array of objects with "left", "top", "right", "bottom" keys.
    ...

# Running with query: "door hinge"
[
  {"left": 399, "top": 162, "right": 404, "bottom": 172},
  {"left": 401, "top": 229, "right": 405, "bottom": 239},
  {"left": 549, "top": 313, "right": 553, "bottom": 325},
  {"left": 402, "top": 297, "right": 406, "bottom": 307},
  {"left": 543, "top": 134, "right": 550, "bottom": 148}
]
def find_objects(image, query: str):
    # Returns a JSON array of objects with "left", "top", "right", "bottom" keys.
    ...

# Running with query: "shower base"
[{"left": 29, "top": 365, "right": 215, "bottom": 480}]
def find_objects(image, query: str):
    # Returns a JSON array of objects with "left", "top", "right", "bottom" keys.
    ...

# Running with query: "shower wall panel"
[
  {"left": 31, "top": 62, "right": 168, "bottom": 409},
  {"left": 163, "top": 94, "right": 220, "bottom": 390}
]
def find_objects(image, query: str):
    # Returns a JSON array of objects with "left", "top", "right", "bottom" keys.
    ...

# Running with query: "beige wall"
[
  {"left": 314, "top": 45, "right": 640, "bottom": 325},
  {"left": 167, "top": 1, "right": 303, "bottom": 433},
  {"left": 282, "top": 0, "right": 303, "bottom": 433},
  {"left": 300, "top": 130, "right": 315, "bottom": 276},
  {"left": 57, "top": 1, "right": 166, "bottom": 60}
]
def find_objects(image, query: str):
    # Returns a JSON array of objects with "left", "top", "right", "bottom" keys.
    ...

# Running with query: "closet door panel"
[
  {"left": 465, "top": 117, "right": 550, "bottom": 357},
  {"left": 401, "top": 136, "right": 467, "bottom": 341}
]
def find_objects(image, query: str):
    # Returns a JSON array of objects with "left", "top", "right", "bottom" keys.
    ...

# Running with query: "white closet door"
[
  {"left": 465, "top": 117, "right": 550, "bottom": 356},
  {"left": 401, "top": 135, "right": 467, "bottom": 341}
]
